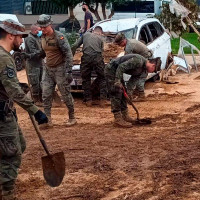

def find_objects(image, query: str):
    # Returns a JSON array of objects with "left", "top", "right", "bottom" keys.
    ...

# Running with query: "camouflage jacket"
[
  {"left": 25, "top": 33, "right": 45, "bottom": 67},
  {"left": 125, "top": 39, "right": 152, "bottom": 59},
  {"left": 105, "top": 54, "right": 147, "bottom": 82},
  {"left": 0, "top": 46, "right": 38, "bottom": 115}
]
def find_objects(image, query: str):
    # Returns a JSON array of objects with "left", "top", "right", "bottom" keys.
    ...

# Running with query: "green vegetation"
[{"left": 171, "top": 33, "right": 200, "bottom": 54}]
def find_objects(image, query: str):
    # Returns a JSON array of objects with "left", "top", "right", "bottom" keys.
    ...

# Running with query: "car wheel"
[{"left": 13, "top": 52, "right": 24, "bottom": 71}]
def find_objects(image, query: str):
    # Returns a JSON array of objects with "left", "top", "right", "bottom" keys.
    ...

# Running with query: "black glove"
[
  {"left": 66, "top": 72, "right": 73, "bottom": 84},
  {"left": 34, "top": 110, "right": 48, "bottom": 125},
  {"left": 21, "top": 52, "right": 31, "bottom": 60}
]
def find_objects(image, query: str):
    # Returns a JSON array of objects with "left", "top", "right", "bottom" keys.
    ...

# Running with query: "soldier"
[
  {"left": 115, "top": 33, "right": 153, "bottom": 101},
  {"left": 37, "top": 14, "right": 77, "bottom": 127},
  {"left": 104, "top": 54, "right": 161, "bottom": 128},
  {"left": 0, "top": 19, "right": 48, "bottom": 200},
  {"left": 23, "top": 24, "right": 45, "bottom": 106},
  {"left": 72, "top": 26, "right": 107, "bottom": 106}
]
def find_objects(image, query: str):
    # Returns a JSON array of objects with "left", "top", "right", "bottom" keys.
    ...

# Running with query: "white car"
[{"left": 71, "top": 18, "right": 172, "bottom": 89}]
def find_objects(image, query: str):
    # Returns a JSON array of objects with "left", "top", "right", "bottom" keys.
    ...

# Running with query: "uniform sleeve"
[
  {"left": 0, "top": 56, "right": 39, "bottom": 115},
  {"left": 25, "top": 37, "right": 45, "bottom": 59},
  {"left": 57, "top": 33, "right": 73, "bottom": 72},
  {"left": 71, "top": 36, "right": 83, "bottom": 56},
  {"left": 115, "top": 57, "right": 140, "bottom": 82}
]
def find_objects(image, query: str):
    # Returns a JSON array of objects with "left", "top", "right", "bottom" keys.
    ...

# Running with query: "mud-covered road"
[{"left": 16, "top": 70, "right": 200, "bottom": 200}]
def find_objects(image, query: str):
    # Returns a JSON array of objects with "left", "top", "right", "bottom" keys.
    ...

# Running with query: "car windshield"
[{"left": 123, "top": 28, "right": 137, "bottom": 39}]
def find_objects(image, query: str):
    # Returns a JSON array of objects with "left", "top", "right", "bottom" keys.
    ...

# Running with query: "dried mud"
[{"left": 16, "top": 70, "right": 200, "bottom": 200}]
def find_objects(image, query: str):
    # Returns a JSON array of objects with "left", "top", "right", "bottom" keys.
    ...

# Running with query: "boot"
[
  {"left": 122, "top": 109, "right": 135, "bottom": 124},
  {"left": 33, "top": 95, "right": 43, "bottom": 107},
  {"left": 66, "top": 112, "right": 77, "bottom": 127},
  {"left": 99, "top": 99, "right": 111, "bottom": 107},
  {"left": 114, "top": 112, "right": 133, "bottom": 128},
  {"left": 132, "top": 92, "right": 145, "bottom": 102},
  {"left": 85, "top": 100, "right": 92, "bottom": 107}
]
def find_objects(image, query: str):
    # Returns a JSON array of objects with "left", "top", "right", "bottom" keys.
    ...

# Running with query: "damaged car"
[{"left": 72, "top": 17, "right": 172, "bottom": 90}]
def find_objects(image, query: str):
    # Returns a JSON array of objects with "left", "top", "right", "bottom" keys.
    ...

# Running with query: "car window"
[
  {"left": 153, "top": 22, "right": 164, "bottom": 36},
  {"left": 139, "top": 26, "right": 152, "bottom": 45},
  {"left": 147, "top": 23, "right": 160, "bottom": 40},
  {"left": 123, "top": 29, "right": 134, "bottom": 39}
]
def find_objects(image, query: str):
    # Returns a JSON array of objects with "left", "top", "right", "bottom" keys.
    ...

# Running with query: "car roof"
[
  {"left": 92, "top": 18, "right": 160, "bottom": 33},
  {"left": 0, "top": 14, "right": 19, "bottom": 22}
]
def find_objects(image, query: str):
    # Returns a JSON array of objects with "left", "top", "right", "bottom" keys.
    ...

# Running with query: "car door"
[{"left": 145, "top": 21, "right": 171, "bottom": 70}]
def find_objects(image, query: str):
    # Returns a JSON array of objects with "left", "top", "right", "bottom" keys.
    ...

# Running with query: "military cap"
[
  {"left": 37, "top": 14, "right": 53, "bottom": 27},
  {"left": 0, "top": 19, "right": 28, "bottom": 37},
  {"left": 114, "top": 33, "right": 126, "bottom": 44}
]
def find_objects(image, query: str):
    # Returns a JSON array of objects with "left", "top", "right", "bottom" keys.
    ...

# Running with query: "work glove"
[
  {"left": 66, "top": 72, "right": 73, "bottom": 84},
  {"left": 21, "top": 52, "right": 31, "bottom": 60},
  {"left": 34, "top": 110, "right": 48, "bottom": 125}
]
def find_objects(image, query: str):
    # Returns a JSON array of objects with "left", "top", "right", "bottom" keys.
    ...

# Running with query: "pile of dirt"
[{"left": 73, "top": 43, "right": 124, "bottom": 65}]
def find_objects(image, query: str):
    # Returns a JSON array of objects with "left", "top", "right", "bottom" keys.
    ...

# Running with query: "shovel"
[
  {"left": 24, "top": 62, "right": 65, "bottom": 187},
  {"left": 122, "top": 87, "right": 152, "bottom": 125},
  {"left": 29, "top": 114, "right": 65, "bottom": 187}
]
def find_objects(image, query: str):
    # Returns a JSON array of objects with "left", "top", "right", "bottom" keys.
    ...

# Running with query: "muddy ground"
[{"left": 16, "top": 70, "right": 200, "bottom": 200}]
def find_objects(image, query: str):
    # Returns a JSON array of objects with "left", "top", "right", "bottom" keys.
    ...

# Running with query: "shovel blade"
[
  {"left": 42, "top": 152, "right": 65, "bottom": 187},
  {"left": 133, "top": 118, "right": 152, "bottom": 125}
]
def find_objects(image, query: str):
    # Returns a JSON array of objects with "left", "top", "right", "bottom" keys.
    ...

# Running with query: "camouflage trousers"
[
  {"left": 26, "top": 63, "right": 43, "bottom": 98},
  {"left": 126, "top": 73, "right": 147, "bottom": 95},
  {"left": 105, "top": 73, "right": 127, "bottom": 113},
  {"left": 0, "top": 112, "right": 26, "bottom": 195},
  {"left": 42, "top": 63, "right": 74, "bottom": 118},
  {"left": 80, "top": 54, "right": 107, "bottom": 101}
]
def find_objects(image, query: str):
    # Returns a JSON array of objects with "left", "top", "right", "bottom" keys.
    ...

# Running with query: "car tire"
[{"left": 13, "top": 52, "right": 24, "bottom": 71}]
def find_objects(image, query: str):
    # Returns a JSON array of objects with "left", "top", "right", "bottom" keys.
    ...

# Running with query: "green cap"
[
  {"left": 114, "top": 33, "right": 125, "bottom": 44},
  {"left": 37, "top": 14, "right": 53, "bottom": 27},
  {"left": 0, "top": 19, "right": 28, "bottom": 37}
]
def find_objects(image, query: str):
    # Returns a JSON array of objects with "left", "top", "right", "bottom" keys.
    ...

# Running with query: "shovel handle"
[
  {"left": 122, "top": 87, "right": 140, "bottom": 120},
  {"left": 29, "top": 114, "right": 51, "bottom": 156}
]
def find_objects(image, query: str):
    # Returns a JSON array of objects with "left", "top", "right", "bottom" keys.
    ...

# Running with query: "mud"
[
  {"left": 73, "top": 43, "right": 124, "bottom": 64},
  {"left": 15, "top": 70, "right": 200, "bottom": 200}
]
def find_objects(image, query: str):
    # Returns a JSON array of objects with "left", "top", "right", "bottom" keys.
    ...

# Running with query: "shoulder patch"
[
  {"left": 60, "top": 36, "right": 64, "bottom": 40},
  {"left": 4, "top": 66, "right": 15, "bottom": 78}
]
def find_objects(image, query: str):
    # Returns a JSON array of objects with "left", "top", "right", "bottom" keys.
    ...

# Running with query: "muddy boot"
[
  {"left": 85, "top": 100, "right": 92, "bottom": 107},
  {"left": 132, "top": 92, "right": 145, "bottom": 102},
  {"left": 99, "top": 99, "right": 111, "bottom": 107},
  {"left": 33, "top": 95, "right": 43, "bottom": 107},
  {"left": 114, "top": 112, "right": 133, "bottom": 128},
  {"left": 122, "top": 109, "right": 135, "bottom": 124},
  {"left": 66, "top": 112, "right": 77, "bottom": 127}
]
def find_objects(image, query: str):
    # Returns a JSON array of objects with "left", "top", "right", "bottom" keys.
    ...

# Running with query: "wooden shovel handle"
[
  {"left": 29, "top": 114, "right": 51, "bottom": 157},
  {"left": 122, "top": 87, "right": 140, "bottom": 120}
]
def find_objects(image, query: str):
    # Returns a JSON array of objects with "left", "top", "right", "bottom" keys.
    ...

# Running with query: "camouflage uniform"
[
  {"left": 0, "top": 20, "right": 40, "bottom": 199},
  {"left": 38, "top": 14, "right": 76, "bottom": 124},
  {"left": 105, "top": 54, "right": 147, "bottom": 113},
  {"left": 124, "top": 39, "right": 152, "bottom": 97},
  {"left": 72, "top": 32, "right": 107, "bottom": 102},
  {"left": 25, "top": 32, "right": 45, "bottom": 102}
]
